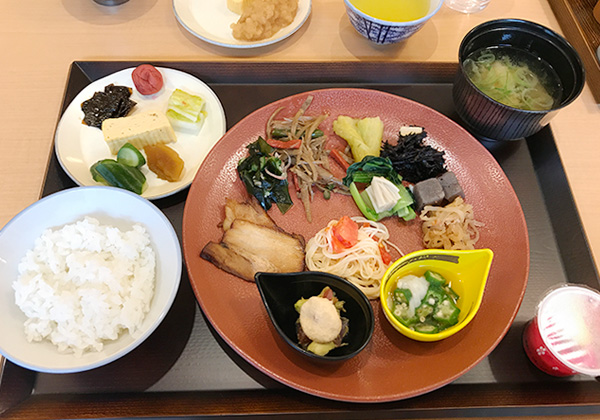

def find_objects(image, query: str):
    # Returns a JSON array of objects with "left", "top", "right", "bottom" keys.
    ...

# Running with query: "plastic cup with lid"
[{"left": 523, "top": 284, "right": 600, "bottom": 377}]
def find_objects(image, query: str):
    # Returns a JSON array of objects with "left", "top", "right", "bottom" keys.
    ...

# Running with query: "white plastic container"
[{"left": 445, "top": 0, "right": 490, "bottom": 13}]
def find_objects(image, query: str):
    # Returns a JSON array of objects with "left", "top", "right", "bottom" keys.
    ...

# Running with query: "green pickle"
[
  {"left": 391, "top": 270, "right": 460, "bottom": 334},
  {"left": 90, "top": 162, "right": 107, "bottom": 184},
  {"left": 117, "top": 143, "right": 146, "bottom": 168},
  {"left": 90, "top": 159, "right": 146, "bottom": 195}
]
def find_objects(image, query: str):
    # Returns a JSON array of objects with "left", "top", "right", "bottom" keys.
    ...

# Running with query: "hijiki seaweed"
[{"left": 381, "top": 130, "right": 445, "bottom": 184}]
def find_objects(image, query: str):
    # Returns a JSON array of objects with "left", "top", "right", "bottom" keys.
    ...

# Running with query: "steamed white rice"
[{"left": 13, "top": 216, "right": 155, "bottom": 356}]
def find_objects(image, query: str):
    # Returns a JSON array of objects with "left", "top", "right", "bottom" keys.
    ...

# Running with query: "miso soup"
[{"left": 463, "top": 46, "right": 563, "bottom": 111}]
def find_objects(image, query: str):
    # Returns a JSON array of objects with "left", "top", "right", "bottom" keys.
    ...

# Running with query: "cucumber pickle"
[{"left": 90, "top": 143, "right": 146, "bottom": 195}]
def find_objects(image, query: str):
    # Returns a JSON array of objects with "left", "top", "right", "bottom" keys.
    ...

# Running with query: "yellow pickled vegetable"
[
  {"left": 144, "top": 144, "right": 184, "bottom": 182},
  {"left": 332, "top": 116, "right": 383, "bottom": 162}
]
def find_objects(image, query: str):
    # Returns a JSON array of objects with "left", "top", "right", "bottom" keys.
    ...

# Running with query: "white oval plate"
[
  {"left": 172, "top": 0, "right": 312, "bottom": 49},
  {"left": 54, "top": 67, "right": 227, "bottom": 200}
]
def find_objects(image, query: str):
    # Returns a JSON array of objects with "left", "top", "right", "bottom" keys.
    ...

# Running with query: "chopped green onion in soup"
[{"left": 463, "top": 46, "right": 562, "bottom": 111}]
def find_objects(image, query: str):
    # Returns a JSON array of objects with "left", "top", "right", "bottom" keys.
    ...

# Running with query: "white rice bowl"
[
  {"left": 0, "top": 186, "right": 181, "bottom": 373},
  {"left": 14, "top": 217, "right": 156, "bottom": 356}
]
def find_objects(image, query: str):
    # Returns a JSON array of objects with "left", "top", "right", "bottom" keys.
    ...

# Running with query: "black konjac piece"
[
  {"left": 413, "top": 177, "right": 445, "bottom": 212},
  {"left": 81, "top": 84, "right": 136, "bottom": 128},
  {"left": 437, "top": 171, "right": 465, "bottom": 203}
]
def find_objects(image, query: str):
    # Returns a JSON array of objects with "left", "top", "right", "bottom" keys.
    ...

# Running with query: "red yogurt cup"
[{"left": 523, "top": 284, "right": 600, "bottom": 377}]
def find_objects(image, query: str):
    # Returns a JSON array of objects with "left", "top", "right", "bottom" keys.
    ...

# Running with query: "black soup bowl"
[
  {"left": 453, "top": 19, "right": 585, "bottom": 141},
  {"left": 255, "top": 271, "right": 374, "bottom": 362}
]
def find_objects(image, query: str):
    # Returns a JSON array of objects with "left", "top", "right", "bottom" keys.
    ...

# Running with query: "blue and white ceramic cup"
[{"left": 344, "top": 0, "right": 444, "bottom": 45}]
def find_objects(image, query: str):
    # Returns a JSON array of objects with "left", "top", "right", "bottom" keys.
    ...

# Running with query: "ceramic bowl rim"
[
  {"left": 343, "top": 0, "right": 444, "bottom": 27},
  {"left": 457, "top": 18, "right": 585, "bottom": 114},
  {"left": 0, "top": 186, "right": 182, "bottom": 373}
]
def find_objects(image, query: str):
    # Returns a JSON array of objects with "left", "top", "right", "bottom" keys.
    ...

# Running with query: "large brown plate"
[{"left": 182, "top": 88, "right": 529, "bottom": 403}]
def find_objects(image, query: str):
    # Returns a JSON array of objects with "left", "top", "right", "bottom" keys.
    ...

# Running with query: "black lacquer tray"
[{"left": 1, "top": 61, "right": 600, "bottom": 419}]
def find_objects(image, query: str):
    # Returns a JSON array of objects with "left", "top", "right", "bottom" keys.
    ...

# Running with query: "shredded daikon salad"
[{"left": 420, "top": 197, "right": 483, "bottom": 250}]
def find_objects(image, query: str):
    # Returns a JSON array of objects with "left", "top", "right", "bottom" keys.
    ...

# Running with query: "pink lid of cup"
[{"left": 538, "top": 285, "right": 600, "bottom": 376}]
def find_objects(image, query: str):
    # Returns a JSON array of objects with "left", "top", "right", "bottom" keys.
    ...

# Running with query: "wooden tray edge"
[{"left": 548, "top": 0, "right": 600, "bottom": 103}]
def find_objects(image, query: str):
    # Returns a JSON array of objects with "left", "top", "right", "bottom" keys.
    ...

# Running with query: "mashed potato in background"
[{"left": 231, "top": 0, "right": 298, "bottom": 41}]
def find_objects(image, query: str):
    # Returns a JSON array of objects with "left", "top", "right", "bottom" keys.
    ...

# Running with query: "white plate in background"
[{"left": 172, "top": 0, "right": 311, "bottom": 49}]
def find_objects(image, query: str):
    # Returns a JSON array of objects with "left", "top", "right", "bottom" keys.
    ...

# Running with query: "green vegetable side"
[
  {"left": 342, "top": 156, "right": 415, "bottom": 222},
  {"left": 391, "top": 270, "right": 460, "bottom": 334},
  {"left": 237, "top": 137, "right": 294, "bottom": 214}
]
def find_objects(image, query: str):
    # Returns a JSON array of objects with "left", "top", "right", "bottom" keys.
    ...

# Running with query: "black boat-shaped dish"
[{"left": 255, "top": 271, "right": 375, "bottom": 362}]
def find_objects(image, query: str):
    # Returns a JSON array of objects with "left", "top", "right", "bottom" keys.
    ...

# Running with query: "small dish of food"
[
  {"left": 172, "top": 0, "right": 312, "bottom": 49},
  {"left": 255, "top": 271, "right": 374, "bottom": 361},
  {"left": 54, "top": 66, "right": 226, "bottom": 200},
  {"left": 380, "top": 248, "right": 493, "bottom": 342},
  {"left": 0, "top": 186, "right": 182, "bottom": 373}
]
